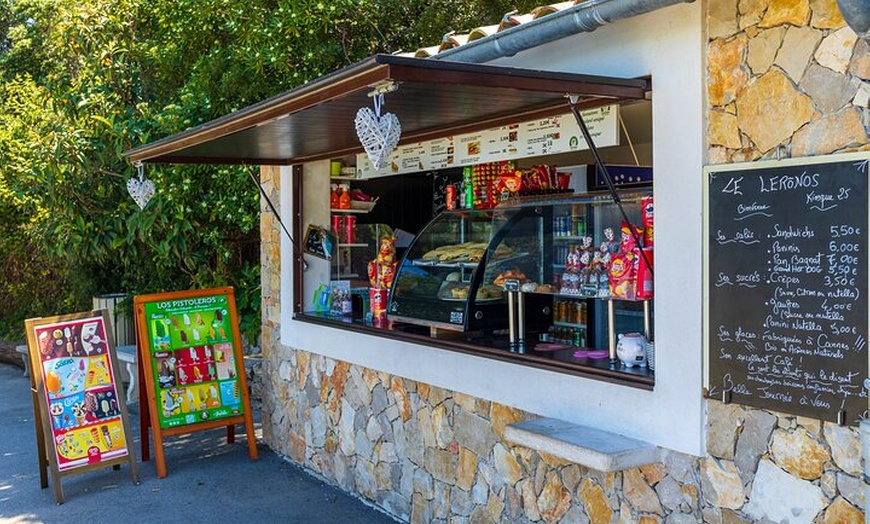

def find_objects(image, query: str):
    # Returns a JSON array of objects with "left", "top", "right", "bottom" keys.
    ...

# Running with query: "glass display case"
[
  {"left": 387, "top": 206, "right": 552, "bottom": 332},
  {"left": 388, "top": 191, "right": 654, "bottom": 372}
]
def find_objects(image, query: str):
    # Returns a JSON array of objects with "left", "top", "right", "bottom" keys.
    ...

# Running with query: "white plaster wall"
[{"left": 280, "top": 2, "right": 705, "bottom": 455}]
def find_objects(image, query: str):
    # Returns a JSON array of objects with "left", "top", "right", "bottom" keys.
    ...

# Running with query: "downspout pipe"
[
  {"left": 837, "top": 0, "right": 870, "bottom": 41},
  {"left": 434, "top": 0, "right": 695, "bottom": 64}
]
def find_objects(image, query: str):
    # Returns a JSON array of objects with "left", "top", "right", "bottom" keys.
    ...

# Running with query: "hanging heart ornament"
[
  {"left": 127, "top": 175, "right": 155, "bottom": 209},
  {"left": 355, "top": 106, "right": 401, "bottom": 170}
]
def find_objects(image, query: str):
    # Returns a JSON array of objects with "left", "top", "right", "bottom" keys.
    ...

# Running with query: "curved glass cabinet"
[{"left": 387, "top": 206, "right": 552, "bottom": 332}]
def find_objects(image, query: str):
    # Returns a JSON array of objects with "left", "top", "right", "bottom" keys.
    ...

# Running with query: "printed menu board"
[
  {"left": 25, "top": 310, "right": 138, "bottom": 502},
  {"left": 30, "top": 315, "right": 131, "bottom": 471},
  {"left": 356, "top": 106, "right": 618, "bottom": 178},
  {"left": 141, "top": 293, "right": 243, "bottom": 429},
  {"left": 705, "top": 153, "right": 869, "bottom": 425},
  {"left": 134, "top": 287, "right": 257, "bottom": 478}
]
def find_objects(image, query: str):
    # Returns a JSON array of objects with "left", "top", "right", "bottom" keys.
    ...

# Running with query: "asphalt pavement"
[{"left": 0, "top": 362, "right": 399, "bottom": 523}]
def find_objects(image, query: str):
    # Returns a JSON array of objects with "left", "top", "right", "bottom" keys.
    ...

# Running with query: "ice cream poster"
[
  {"left": 143, "top": 294, "right": 245, "bottom": 429},
  {"left": 31, "top": 315, "right": 131, "bottom": 472}
]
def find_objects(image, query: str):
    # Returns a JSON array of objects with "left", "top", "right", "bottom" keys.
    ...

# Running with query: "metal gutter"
[{"left": 434, "top": 0, "right": 696, "bottom": 64}]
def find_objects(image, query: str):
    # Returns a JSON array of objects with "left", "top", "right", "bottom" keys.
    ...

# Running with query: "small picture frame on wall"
[{"left": 303, "top": 225, "right": 336, "bottom": 261}]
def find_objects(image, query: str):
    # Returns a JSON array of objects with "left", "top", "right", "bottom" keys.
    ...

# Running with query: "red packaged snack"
[
  {"left": 642, "top": 196, "right": 654, "bottom": 247},
  {"left": 635, "top": 247, "right": 654, "bottom": 300},
  {"left": 620, "top": 221, "right": 644, "bottom": 252},
  {"left": 609, "top": 252, "right": 637, "bottom": 299},
  {"left": 496, "top": 171, "right": 523, "bottom": 194}
]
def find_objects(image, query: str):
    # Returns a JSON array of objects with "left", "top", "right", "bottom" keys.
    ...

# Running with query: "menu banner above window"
[{"left": 356, "top": 105, "right": 619, "bottom": 178}]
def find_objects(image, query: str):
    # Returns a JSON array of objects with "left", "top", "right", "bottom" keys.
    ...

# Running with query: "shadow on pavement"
[{"left": 0, "top": 363, "right": 398, "bottom": 523}]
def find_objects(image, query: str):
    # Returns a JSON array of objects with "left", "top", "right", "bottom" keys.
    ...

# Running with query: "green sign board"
[{"left": 142, "top": 293, "right": 244, "bottom": 429}]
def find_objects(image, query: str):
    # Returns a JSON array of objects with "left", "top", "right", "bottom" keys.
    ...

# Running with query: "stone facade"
[
  {"left": 255, "top": 1, "right": 867, "bottom": 522},
  {"left": 259, "top": 345, "right": 710, "bottom": 523},
  {"left": 702, "top": 1, "right": 866, "bottom": 522},
  {"left": 708, "top": 0, "right": 869, "bottom": 163}
]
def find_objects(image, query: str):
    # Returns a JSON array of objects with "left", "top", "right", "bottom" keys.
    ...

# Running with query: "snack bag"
[
  {"left": 635, "top": 248, "right": 654, "bottom": 300},
  {"left": 642, "top": 196, "right": 654, "bottom": 247},
  {"left": 609, "top": 252, "right": 637, "bottom": 299},
  {"left": 368, "top": 235, "right": 398, "bottom": 289},
  {"left": 620, "top": 221, "right": 644, "bottom": 252},
  {"left": 495, "top": 170, "right": 522, "bottom": 201}
]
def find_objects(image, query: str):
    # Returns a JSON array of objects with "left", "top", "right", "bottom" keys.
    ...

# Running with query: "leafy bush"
[{"left": 0, "top": 0, "right": 538, "bottom": 342}]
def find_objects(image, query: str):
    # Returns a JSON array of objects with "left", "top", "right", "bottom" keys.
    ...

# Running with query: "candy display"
[
  {"left": 448, "top": 161, "right": 574, "bottom": 210},
  {"left": 557, "top": 208, "right": 654, "bottom": 301}
]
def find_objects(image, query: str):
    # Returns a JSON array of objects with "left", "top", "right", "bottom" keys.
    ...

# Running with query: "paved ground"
[{"left": 0, "top": 363, "right": 399, "bottom": 523}]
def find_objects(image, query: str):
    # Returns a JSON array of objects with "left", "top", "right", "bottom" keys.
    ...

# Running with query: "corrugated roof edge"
[{"left": 398, "top": 0, "right": 694, "bottom": 63}]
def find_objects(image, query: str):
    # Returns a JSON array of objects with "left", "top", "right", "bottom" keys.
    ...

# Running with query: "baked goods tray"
[
  {"left": 412, "top": 259, "right": 480, "bottom": 269},
  {"left": 412, "top": 251, "right": 528, "bottom": 268},
  {"left": 437, "top": 295, "right": 504, "bottom": 303}
]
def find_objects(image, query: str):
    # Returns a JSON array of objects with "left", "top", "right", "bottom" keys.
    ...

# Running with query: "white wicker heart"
[
  {"left": 355, "top": 106, "right": 401, "bottom": 170},
  {"left": 127, "top": 176, "right": 155, "bottom": 209}
]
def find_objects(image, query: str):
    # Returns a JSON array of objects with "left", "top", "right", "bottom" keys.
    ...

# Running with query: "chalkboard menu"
[{"left": 706, "top": 153, "right": 869, "bottom": 425}]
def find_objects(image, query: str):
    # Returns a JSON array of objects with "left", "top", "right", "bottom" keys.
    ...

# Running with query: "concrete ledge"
[{"left": 503, "top": 418, "right": 661, "bottom": 472}]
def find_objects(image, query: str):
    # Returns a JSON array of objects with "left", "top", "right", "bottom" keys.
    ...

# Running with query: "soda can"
[
  {"left": 331, "top": 215, "right": 343, "bottom": 234},
  {"left": 344, "top": 214, "right": 357, "bottom": 243},
  {"left": 446, "top": 184, "right": 457, "bottom": 210}
]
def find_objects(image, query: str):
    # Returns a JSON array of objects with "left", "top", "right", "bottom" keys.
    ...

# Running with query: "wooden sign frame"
[
  {"left": 133, "top": 287, "right": 257, "bottom": 478},
  {"left": 24, "top": 310, "right": 139, "bottom": 503}
]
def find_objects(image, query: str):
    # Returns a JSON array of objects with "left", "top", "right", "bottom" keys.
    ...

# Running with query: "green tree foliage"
[{"left": 0, "top": 0, "right": 538, "bottom": 340}]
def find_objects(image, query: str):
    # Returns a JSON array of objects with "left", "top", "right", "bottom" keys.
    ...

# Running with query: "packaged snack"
[
  {"left": 495, "top": 170, "right": 523, "bottom": 200},
  {"left": 635, "top": 247, "right": 654, "bottom": 300},
  {"left": 642, "top": 196, "right": 654, "bottom": 247},
  {"left": 620, "top": 221, "right": 644, "bottom": 252},
  {"left": 609, "top": 252, "right": 637, "bottom": 299}
]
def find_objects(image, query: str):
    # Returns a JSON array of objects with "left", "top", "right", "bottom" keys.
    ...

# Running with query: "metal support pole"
[
  {"left": 507, "top": 290, "right": 518, "bottom": 352},
  {"left": 643, "top": 300, "right": 651, "bottom": 340},
  {"left": 517, "top": 291, "right": 526, "bottom": 354},
  {"left": 608, "top": 299, "right": 617, "bottom": 366}
]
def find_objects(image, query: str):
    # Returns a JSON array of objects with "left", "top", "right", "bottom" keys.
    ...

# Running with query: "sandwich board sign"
[
  {"left": 25, "top": 310, "right": 139, "bottom": 503},
  {"left": 133, "top": 287, "right": 257, "bottom": 477}
]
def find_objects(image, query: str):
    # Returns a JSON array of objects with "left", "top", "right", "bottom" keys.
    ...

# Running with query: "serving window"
[{"left": 293, "top": 102, "right": 656, "bottom": 388}]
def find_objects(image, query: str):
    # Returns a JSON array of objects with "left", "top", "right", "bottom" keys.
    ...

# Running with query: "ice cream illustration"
[{"left": 71, "top": 402, "right": 87, "bottom": 426}]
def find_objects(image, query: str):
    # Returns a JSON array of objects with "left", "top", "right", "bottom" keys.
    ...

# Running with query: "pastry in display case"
[
  {"left": 387, "top": 207, "right": 553, "bottom": 333},
  {"left": 388, "top": 190, "right": 653, "bottom": 374}
]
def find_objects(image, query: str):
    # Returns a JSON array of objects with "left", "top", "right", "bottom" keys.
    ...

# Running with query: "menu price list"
[
  {"left": 33, "top": 317, "right": 130, "bottom": 471},
  {"left": 707, "top": 157, "right": 868, "bottom": 425},
  {"left": 143, "top": 295, "right": 243, "bottom": 429}
]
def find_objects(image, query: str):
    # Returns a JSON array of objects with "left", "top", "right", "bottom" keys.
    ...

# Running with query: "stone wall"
[
  {"left": 708, "top": 0, "right": 869, "bottom": 162},
  {"left": 255, "top": 1, "right": 868, "bottom": 522},
  {"left": 704, "top": 1, "right": 866, "bottom": 522},
  {"left": 260, "top": 348, "right": 708, "bottom": 523}
]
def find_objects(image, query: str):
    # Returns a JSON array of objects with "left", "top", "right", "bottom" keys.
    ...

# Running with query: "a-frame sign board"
[
  {"left": 133, "top": 287, "right": 257, "bottom": 478},
  {"left": 25, "top": 310, "right": 139, "bottom": 503}
]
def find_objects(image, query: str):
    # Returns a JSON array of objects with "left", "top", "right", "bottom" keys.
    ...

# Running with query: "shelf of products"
[
  {"left": 329, "top": 177, "right": 381, "bottom": 282},
  {"left": 388, "top": 188, "right": 654, "bottom": 372}
]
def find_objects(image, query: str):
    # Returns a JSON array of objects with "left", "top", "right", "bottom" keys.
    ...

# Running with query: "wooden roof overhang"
[{"left": 125, "top": 54, "right": 649, "bottom": 165}]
